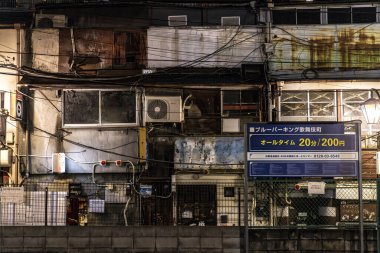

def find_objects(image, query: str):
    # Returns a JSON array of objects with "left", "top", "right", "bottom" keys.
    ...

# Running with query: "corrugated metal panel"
[
  {"left": 147, "top": 27, "right": 265, "bottom": 68},
  {"left": 271, "top": 24, "right": 380, "bottom": 76}
]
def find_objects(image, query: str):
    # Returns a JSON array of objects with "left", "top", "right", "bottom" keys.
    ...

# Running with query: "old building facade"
[{"left": 0, "top": 0, "right": 378, "bottom": 230}]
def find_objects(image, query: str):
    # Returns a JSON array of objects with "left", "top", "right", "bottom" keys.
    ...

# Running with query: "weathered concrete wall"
[
  {"left": 0, "top": 226, "right": 375, "bottom": 253},
  {"left": 30, "top": 89, "right": 139, "bottom": 174},
  {"left": 0, "top": 226, "right": 241, "bottom": 253},
  {"left": 250, "top": 229, "right": 376, "bottom": 253}
]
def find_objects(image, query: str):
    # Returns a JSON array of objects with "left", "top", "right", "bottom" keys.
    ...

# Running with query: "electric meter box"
[{"left": 0, "top": 149, "right": 12, "bottom": 167}]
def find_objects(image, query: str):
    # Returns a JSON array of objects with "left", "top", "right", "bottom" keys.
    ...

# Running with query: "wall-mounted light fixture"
[{"left": 360, "top": 89, "right": 380, "bottom": 124}]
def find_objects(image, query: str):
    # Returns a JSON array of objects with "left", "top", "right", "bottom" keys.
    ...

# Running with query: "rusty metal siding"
[
  {"left": 54, "top": 28, "right": 147, "bottom": 74},
  {"left": 271, "top": 25, "right": 380, "bottom": 74},
  {"left": 147, "top": 27, "right": 265, "bottom": 69},
  {"left": 58, "top": 29, "right": 113, "bottom": 73}
]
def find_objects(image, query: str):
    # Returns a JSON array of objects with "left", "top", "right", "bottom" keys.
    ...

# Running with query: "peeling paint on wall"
[{"left": 174, "top": 137, "right": 244, "bottom": 170}]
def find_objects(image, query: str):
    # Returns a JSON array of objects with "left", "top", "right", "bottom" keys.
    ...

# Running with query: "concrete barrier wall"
[
  {"left": 0, "top": 226, "right": 242, "bottom": 253},
  {"left": 0, "top": 226, "right": 376, "bottom": 253}
]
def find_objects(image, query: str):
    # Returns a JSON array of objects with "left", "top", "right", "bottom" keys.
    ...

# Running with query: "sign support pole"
[
  {"left": 357, "top": 122, "right": 364, "bottom": 253},
  {"left": 244, "top": 127, "right": 249, "bottom": 253}
]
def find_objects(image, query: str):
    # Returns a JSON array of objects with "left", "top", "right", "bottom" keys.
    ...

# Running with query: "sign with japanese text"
[{"left": 245, "top": 122, "right": 360, "bottom": 177}]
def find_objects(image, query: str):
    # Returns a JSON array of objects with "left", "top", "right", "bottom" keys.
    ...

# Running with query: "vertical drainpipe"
[
  {"left": 14, "top": 24, "right": 21, "bottom": 185},
  {"left": 265, "top": 2, "right": 274, "bottom": 227}
]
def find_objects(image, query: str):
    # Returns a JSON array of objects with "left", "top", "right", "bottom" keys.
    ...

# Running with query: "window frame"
[
  {"left": 272, "top": 4, "right": 379, "bottom": 25},
  {"left": 62, "top": 89, "right": 140, "bottom": 128},
  {"left": 221, "top": 88, "right": 260, "bottom": 118},
  {"left": 279, "top": 90, "right": 337, "bottom": 122},
  {"left": 279, "top": 89, "right": 380, "bottom": 148}
]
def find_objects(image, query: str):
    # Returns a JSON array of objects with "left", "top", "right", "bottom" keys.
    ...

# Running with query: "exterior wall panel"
[
  {"left": 147, "top": 27, "right": 265, "bottom": 68},
  {"left": 271, "top": 24, "right": 380, "bottom": 79}
]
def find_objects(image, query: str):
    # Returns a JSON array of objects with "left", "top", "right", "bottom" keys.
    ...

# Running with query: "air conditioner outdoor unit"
[
  {"left": 145, "top": 96, "right": 183, "bottom": 123},
  {"left": 35, "top": 14, "right": 68, "bottom": 28}
]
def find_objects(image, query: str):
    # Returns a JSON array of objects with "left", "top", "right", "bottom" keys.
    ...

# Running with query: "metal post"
[
  {"left": 377, "top": 177, "right": 380, "bottom": 253},
  {"left": 244, "top": 125, "right": 249, "bottom": 253},
  {"left": 154, "top": 187, "right": 157, "bottom": 226},
  {"left": 238, "top": 188, "right": 241, "bottom": 227},
  {"left": 357, "top": 121, "right": 364, "bottom": 253},
  {"left": 243, "top": 174, "right": 249, "bottom": 253},
  {"left": 45, "top": 187, "right": 48, "bottom": 226}
]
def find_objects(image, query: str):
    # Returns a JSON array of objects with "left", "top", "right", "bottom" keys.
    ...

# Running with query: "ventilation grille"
[
  {"left": 221, "top": 16, "right": 240, "bottom": 26},
  {"left": 168, "top": 15, "right": 187, "bottom": 27}
]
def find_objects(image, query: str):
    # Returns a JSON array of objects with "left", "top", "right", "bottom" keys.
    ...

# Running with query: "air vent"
[
  {"left": 221, "top": 16, "right": 240, "bottom": 26},
  {"left": 145, "top": 96, "right": 183, "bottom": 123},
  {"left": 168, "top": 15, "right": 187, "bottom": 27}
]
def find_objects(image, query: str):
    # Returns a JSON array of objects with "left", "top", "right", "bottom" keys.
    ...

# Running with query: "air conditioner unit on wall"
[
  {"left": 35, "top": 14, "right": 68, "bottom": 28},
  {"left": 144, "top": 96, "right": 183, "bottom": 123}
]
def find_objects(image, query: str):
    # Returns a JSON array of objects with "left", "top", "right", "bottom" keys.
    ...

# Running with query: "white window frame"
[
  {"left": 62, "top": 89, "right": 140, "bottom": 128},
  {"left": 279, "top": 90, "right": 337, "bottom": 122}
]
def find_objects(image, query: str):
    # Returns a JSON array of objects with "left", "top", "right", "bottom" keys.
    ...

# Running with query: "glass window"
[
  {"left": 280, "top": 91, "right": 308, "bottom": 120},
  {"left": 297, "top": 9, "right": 321, "bottom": 24},
  {"left": 341, "top": 90, "right": 380, "bottom": 148},
  {"left": 352, "top": 7, "right": 376, "bottom": 23},
  {"left": 101, "top": 91, "right": 136, "bottom": 124},
  {"left": 222, "top": 90, "right": 259, "bottom": 117},
  {"left": 309, "top": 91, "right": 335, "bottom": 118},
  {"left": 328, "top": 8, "right": 351, "bottom": 24},
  {"left": 280, "top": 91, "right": 336, "bottom": 121},
  {"left": 63, "top": 90, "right": 138, "bottom": 127},
  {"left": 64, "top": 90, "right": 99, "bottom": 125},
  {"left": 273, "top": 10, "right": 296, "bottom": 25}
]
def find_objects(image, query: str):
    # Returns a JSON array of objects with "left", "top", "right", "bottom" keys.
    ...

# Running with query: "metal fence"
[
  {"left": 0, "top": 179, "right": 376, "bottom": 228},
  {"left": 250, "top": 178, "right": 376, "bottom": 229}
]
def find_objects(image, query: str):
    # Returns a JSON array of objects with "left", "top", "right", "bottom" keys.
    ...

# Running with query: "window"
[
  {"left": 63, "top": 90, "right": 138, "bottom": 127},
  {"left": 222, "top": 90, "right": 259, "bottom": 117},
  {"left": 328, "top": 8, "right": 351, "bottom": 24},
  {"left": 280, "top": 90, "right": 380, "bottom": 148},
  {"left": 352, "top": 7, "right": 376, "bottom": 23},
  {"left": 280, "top": 91, "right": 336, "bottom": 121},
  {"left": 273, "top": 9, "right": 296, "bottom": 25},
  {"left": 273, "top": 6, "right": 377, "bottom": 25},
  {"left": 341, "top": 90, "right": 380, "bottom": 142},
  {"left": 297, "top": 9, "right": 321, "bottom": 24}
]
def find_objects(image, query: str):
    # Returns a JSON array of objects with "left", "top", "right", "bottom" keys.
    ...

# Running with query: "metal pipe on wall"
[{"left": 14, "top": 24, "right": 21, "bottom": 185}]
